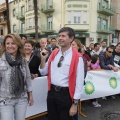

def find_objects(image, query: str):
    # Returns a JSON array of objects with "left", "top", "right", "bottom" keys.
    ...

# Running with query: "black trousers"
[{"left": 47, "top": 88, "right": 72, "bottom": 120}]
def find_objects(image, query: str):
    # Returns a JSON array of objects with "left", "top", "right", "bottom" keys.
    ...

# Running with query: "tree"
[
  {"left": 6, "top": 0, "right": 11, "bottom": 33},
  {"left": 33, "top": 0, "right": 38, "bottom": 41}
]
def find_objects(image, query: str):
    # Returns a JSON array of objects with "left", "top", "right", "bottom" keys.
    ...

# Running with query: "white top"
[
  {"left": 90, "top": 50, "right": 100, "bottom": 56},
  {"left": 39, "top": 47, "right": 84, "bottom": 99},
  {"left": 99, "top": 46, "right": 106, "bottom": 53}
]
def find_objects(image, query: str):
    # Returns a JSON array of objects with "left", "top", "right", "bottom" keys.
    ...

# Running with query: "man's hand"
[
  {"left": 40, "top": 49, "right": 49, "bottom": 60},
  {"left": 69, "top": 104, "right": 77, "bottom": 116},
  {"left": 107, "top": 64, "right": 113, "bottom": 69},
  {"left": 40, "top": 49, "right": 49, "bottom": 69},
  {"left": 113, "top": 67, "right": 119, "bottom": 72}
]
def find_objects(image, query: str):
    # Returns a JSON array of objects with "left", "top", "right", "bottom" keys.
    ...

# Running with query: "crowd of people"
[{"left": 0, "top": 27, "right": 120, "bottom": 120}]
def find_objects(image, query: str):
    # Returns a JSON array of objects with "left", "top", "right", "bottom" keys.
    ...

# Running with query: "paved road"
[{"left": 33, "top": 94, "right": 120, "bottom": 120}]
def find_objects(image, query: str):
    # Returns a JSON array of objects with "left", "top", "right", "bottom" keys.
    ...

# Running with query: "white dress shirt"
[
  {"left": 90, "top": 50, "right": 100, "bottom": 56},
  {"left": 99, "top": 46, "right": 106, "bottom": 53},
  {"left": 39, "top": 47, "right": 84, "bottom": 99}
]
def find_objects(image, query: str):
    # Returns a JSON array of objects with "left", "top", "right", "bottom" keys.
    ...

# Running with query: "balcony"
[
  {"left": 20, "top": 29, "right": 25, "bottom": 34},
  {"left": 13, "top": 29, "right": 25, "bottom": 34},
  {"left": 0, "top": 3, "right": 6, "bottom": 13},
  {"left": 25, "top": 26, "right": 36, "bottom": 34},
  {"left": 65, "top": 24, "right": 89, "bottom": 32},
  {"left": 97, "top": 2, "right": 116, "bottom": 16},
  {"left": 65, "top": 0, "right": 80, "bottom": 1},
  {"left": 13, "top": 29, "right": 20, "bottom": 34},
  {"left": 41, "top": 2, "right": 55, "bottom": 13},
  {"left": 97, "top": 24, "right": 115, "bottom": 34},
  {"left": 16, "top": 12, "right": 25, "bottom": 20},
  {"left": 0, "top": 17, "right": 7, "bottom": 25},
  {"left": 41, "top": 24, "right": 55, "bottom": 33}
]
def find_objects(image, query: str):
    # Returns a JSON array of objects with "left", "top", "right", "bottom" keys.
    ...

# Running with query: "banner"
[
  {"left": 81, "top": 70, "right": 120, "bottom": 100},
  {"left": 26, "top": 70, "right": 120, "bottom": 118},
  {"left": 25, "top": 76, "right": 48, "bottom": 118}
]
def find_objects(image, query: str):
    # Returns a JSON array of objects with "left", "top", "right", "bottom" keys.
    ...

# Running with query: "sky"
[
  {"left": 0, "top": 0, "right": 13, "bottom": 4},
  {"left": 0, "top": 0, "right": 5, "bottom": 4}
]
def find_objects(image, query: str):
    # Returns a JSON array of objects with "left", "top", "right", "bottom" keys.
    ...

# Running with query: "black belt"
[{"left": 51, "top": 84, "right": 69, "bottom": 91}]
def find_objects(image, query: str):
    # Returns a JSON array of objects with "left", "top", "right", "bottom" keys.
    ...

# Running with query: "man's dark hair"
[
  {"left": 90, "top": 43, "right": 94, "bottom": 46},
  {"left": 19, "top": 34, "right": 27, "bottom": 39},
  {"left": 106, "top": 46, "right": 114, "bottom": 51},
  {"left": 101, "top": 40, "right": 106, "bottom": 44},
  {"left": 58, "top": 27, "right": 75, "bottom": 40},
  {"left": 116, "top": 42, "right": 120, "bottom": 47},
  {"left": 94, "top": 43, "right": 100, "bottom": 48},
  {"left": 51, "top": 38, "right": 56, "bottom": 41}
]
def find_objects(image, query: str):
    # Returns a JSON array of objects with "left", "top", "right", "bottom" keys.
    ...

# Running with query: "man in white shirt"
[
  {"left": 90, "top": 43, "right": 100, "bottom": 56},
  {"left": 39, "top": 27, "right": 84, "bottom": 120},
  {"left": 99, "top": 40, "right": 107, "bottom": 53}
]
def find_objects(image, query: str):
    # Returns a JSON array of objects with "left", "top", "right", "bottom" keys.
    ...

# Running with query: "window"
[
  {"left": 13, "top": 9, "right": 16, "bottom": 17},
  {"left": 13, "top": 25, "right": 16, "bottom": 32},
  {"left": 102, "top": 19, "right": 107, "bottom": 30},
  {"left": 67, "top": 11, "right": 72, "bottom": 24},
  {"left": 66, "top": 11, "right": 88, "bottom": 24},
  {"left": 26, "top": 18, "right": 34, "bottom": 29},
  {"left": 47, "top": 0, "right": 53, "bottom": 9},
  {"left": 82, "top": 11, "right": 87, "bottom": 24},
  {"left": 102, "top": 0, "right": 108, "bottom": 9},
  {"left": 97, "top": 17, "right": 101, "bottom": 27},
  {"left": 97, "top": 18, "right": 101, "bottom": 30},
  {"left": 47, "top": 17, "right": 53, "bottom": 30},
  {"left": 29, "top": 18, "right": 33, "bottom": 28},
  {"left": 26, "top": 19, "right": 29, "bottom": 29},
  {"left": 21, "top": 6, "right": 25, "bottom": 16},
  {"left": 73, "top": 12, "right": 80, "bottom": 24},
  {"left": 0, "top": 27, "right": 3, "bottom": 35},
  {"left": 21, "top": 23, "right": 25, "bottom": 33},
  {"left": 28, "top": 0, "right": 33, "bottom": 10}
]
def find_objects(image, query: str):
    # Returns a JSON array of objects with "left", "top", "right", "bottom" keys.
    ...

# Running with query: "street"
[{"left": 33, "top": 94, "right": 120, "bottom": 120}]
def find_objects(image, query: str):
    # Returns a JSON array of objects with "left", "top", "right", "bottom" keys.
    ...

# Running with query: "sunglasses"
[
  {"left": 57, "top": 56, "right": 64, "bottom": 67},
  {"left": 107, "top": 51, "right": 113, "bottom": 53}
]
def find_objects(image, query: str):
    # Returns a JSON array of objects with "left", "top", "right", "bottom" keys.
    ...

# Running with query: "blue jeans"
[
  {"left": 0, "top": 98, "right": 28, "bottom": 120},
  {"left": 72, "top": 112, "right": 78, "bottom": 120}
]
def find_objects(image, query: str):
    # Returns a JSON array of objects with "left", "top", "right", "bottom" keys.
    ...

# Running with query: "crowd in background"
[
  {"left": 0, "top": 32, "right": 120, "bottom": 120},
  {"left": 19, "top": 34, "right": 120, "bottom": 108}
]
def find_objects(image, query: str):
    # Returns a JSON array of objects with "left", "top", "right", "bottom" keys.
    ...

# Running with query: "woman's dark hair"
[
  {"left": 91, "top": 54, "right": 99, "bottom": 64},
  {"left": 24, "top": 40, "right": 35, "bottom": 47}
]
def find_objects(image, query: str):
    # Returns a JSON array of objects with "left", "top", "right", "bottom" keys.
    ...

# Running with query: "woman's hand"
[
  {"left": 31, "top": 74, "right": 38, "bottom": 79},
  {"left": 28, "top": 92, "right": 34, "bottom": 106}
]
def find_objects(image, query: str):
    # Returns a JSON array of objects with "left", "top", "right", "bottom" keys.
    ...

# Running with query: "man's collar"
[{"left": 60, "top": 47, "right": 72, "bottom": 56}]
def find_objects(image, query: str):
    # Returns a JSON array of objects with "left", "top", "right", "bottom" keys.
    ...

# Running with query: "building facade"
[
  {"left": 111, "top": 0, "right": 120, "bottom": 45},
  {"left": 0, "top": 2, "right": 7, "bottom": 41},
  {"left": 9, "top": 0, "right": 116, "bottom": 46}
]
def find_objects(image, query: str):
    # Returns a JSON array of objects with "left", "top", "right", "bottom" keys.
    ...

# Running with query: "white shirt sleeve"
[
  {"left": 39, "top": 62, "right": 48, "bottom": 76},
  {"left": 73, "top": 57, "right": 84, "bottom": 99}
]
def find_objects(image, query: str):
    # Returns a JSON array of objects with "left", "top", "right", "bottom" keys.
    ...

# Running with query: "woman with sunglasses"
[{"left": 0, "top": 34, "right": 33, "bottom": 120}]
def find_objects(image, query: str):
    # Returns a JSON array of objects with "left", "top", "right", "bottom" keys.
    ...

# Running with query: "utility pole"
[
  {"left": 6, "top": 0, "right": 11, "bottom": 33},
  {"left": 33, "top": 0, "right": 38, "bottom": 41}
]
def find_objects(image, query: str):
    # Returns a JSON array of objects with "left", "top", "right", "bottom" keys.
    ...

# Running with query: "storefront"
[{"left": 75, "top": 33, "right": 90, "bottom": 45}]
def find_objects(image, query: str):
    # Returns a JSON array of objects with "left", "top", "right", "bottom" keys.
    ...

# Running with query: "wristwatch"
[{"left": 73, "top": 101, "right": 79, "bottom": 106}]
